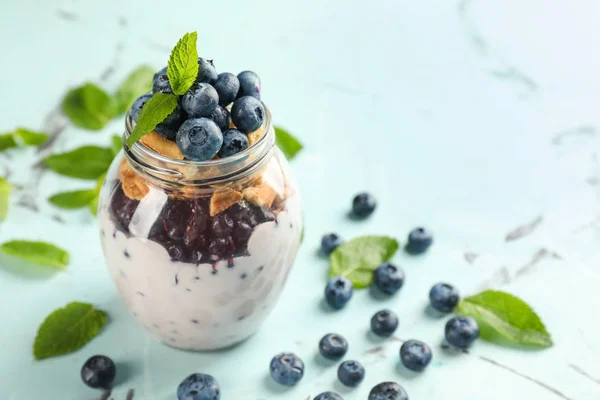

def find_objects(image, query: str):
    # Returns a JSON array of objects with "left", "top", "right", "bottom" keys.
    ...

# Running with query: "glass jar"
[{"left": 97, "top": 106, "right": 302, "bottom": 351}]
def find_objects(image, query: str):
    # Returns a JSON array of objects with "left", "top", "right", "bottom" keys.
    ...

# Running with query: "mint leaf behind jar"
[
  {"left": 457, "top": 290, "right": 553, "bottom": 348},
  {"left": 125, "top": 92, "right": 178, "bottom": 148},
  {"left": 113, "top": 65, "right": 155, "bottom": 114},
  {"left": 33, "top": 302, "right": 107, "bottom": 360},
  {"left": 111, "top": 134, "right": 122, "bottom": 156},
  {"left": 0, "top": 128, "right": 48, "bottom": 151},
  {"left": 0, "top": 240, "right": 70, "bottom": 269},
  {"left": 167, "top": 31, "right": 199, "bottom": 95},
  {"left": 48, "top": 189, "right": 98, "bottom": 209},
  {"left": 274, "top": 126, "right": 303, "bottom": 160},
  {"left": 44, "top": 145, "right": 114, "bottom": 180},
  {"left": 62, "top": 83, "right": 117, "bottom": 130},
  {"left": 0, "top": 177, "right": 11, "bottom": 221},
  {"left": 329, "top": 236, "right": 399, "bottom": 288}
]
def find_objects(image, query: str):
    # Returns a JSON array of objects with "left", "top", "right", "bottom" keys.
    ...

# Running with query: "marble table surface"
[{"left": 1, "top": 0, "right": 600, "bottom": 399}]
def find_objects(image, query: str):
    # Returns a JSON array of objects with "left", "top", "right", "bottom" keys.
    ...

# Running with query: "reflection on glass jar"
[{"left": 97, "top": 106, "right": 302, "bottom": 351}]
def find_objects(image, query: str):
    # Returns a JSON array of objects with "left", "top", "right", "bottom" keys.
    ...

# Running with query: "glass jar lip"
[{"left": 123, "top": 99, "right": 273, "bottom": 168}]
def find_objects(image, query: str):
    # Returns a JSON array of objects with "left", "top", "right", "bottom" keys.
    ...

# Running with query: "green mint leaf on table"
[
  {"left": 0, "top": 128, "right": 48, "bottom": 151},
  {"left": 44, "top": 145, "right": 114, "bottom": 180},
  {"left": 48, "top": 189, "right": 98, "bottom": 209},
  {"left": 0, "top": 177, "right": 11, "bottom": 221},
  {"left": 62, "top": 83, "right": 117, "bottom": 130},
  {"left": 0, "top": 240, "right": 69, "bottom": 269},
  {"left": 125, "top": 93, "right": 178, "bottom": 148},
  {"left": 329, "top": 236, "right": 399, "bottom": 288},
  {"left": 167, "top": 32, "right": 199, "bottom": 95},
  {"left": 111, "top": 134, "right": 122, "bottom": 156},
  {"left": 457, "top": 290, "right": 553, "bottom": 348},
  {"left": 112, "top": 65, "right": 155, "bottom": 114},
  {"left": 34, "top": 302, "right": 107, "bottom": 360},
  {"left": 275, "top": 126, "right": 303, "bottom": 160}
]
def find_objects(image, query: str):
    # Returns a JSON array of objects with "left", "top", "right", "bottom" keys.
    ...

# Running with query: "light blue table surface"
[{"left": 1, "top": 0, "right": 600, "bottom": 399}]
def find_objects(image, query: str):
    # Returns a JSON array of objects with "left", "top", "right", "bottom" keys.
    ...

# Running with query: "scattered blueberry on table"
[
  {"left": 370, "top": 309, "right": 399, "bottom": 337},
  {"left": 321, "top": 233, "right": 343, "bottom": 255},
  {"left": 324, "top": 276, "right": 354, "bottom": 309},
  {"left": 314, "top": 392, "right": 344, "bottom": 400},
  {"left": 429, "top": 282, "right": 460, "bottom": 313},
  {"left": 269, "top": 353, "right": 304, "bottom": 386},
  {"left": 445, "top": 316, "right": 480, "bottom": 349},
  {"left": 405, "top": 227, "right": 433, "bottom": 254},
  {"left": 80, "top": 355, "right": 116, "bottom": 389},
  {"left": 400, "top": 339, "right": 432, "bottom": 372},
  {"left": 373, "top": 262, "right": 405, "bottom": 295},
  {"left": 177, "top": 373, "right": 221, "bottom": 400},
  {"left": 368, "top": 382, "right": 409, "bottom": 400},
  {"left": 319, "top": 333, "right": 349, "bottom": 361},
  {"left": 337, "top": 360, "right": 365, "bottom": 387},
  {"left": 351, "top": 192, "right": 377, "bottom": 218}
]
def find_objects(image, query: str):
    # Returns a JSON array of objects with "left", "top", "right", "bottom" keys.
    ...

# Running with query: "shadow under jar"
[{"left": 97, "top": 106, "right": 302, "bottom": 351}]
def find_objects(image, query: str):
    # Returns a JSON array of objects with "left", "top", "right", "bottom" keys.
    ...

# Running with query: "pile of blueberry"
[
  {"left": 131, "top": 60, "right": 264, "bottom": 161},
  {"left": 110, "top": 184, "right": 275, "bottom": 265}
]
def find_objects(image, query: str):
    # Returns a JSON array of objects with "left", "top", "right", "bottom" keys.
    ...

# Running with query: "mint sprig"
[
  {"left": 0, "top": 177, "right": 11, "bottom": 221},
  {"left": 167, "top": 32, "right": 199, "bottom": 95},
  {"left": 457, "top": 290, "right": 553, "bottom": 348},
  {"left": 329, "top": 236, "right": 399, "bottom": 288},
  {"left": 125, "top": 92, "right": 178, "bottom": 148},
  {"left": 275, "top": 126, "right": 303, "bottom": 160},
  {"left": 33, "top": 302, "right": 107, "bottom": 360},
  {"left": 44, "top": 145, "right": 114, "bottom": 180},
  {"left": 0, "top": 240, "right": 70, "bottom": 269},
  {"left": 62, "top": 83, "right": 117, "bottom": 131}
]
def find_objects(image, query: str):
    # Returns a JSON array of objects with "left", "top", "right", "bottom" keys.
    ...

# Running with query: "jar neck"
[{"left": 122, "top": 106, "right": 275, "bottom": 191}]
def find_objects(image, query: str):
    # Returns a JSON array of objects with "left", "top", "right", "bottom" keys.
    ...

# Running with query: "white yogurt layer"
[{"left": 99, "top": 193, "right": 302, "bottom": 351}]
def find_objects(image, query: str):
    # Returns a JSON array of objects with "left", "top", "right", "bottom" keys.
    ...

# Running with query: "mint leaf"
[
  {"left": 0, "top": 128, "right": 48, "bottom": 151},
  {"left": 111, "top": 134, "right": 122, "bottom": 156},
  {"left": 167, "top": 32, "right": 199, "bottom": 95},
  {"left": 33, "top": 302, "right": 107, "bottom": 360},
  {"left": 0, "top": 240, "right": 69, "bottom": 269},
  {"left": 48, "top": 189, "right": 97, "bottom": 209},
  {"left": 329, "top": 236, "right": 399, "bottom": 288},
  {"left": 62, "top": 83, "right": 116, "bottom": 130},
  {"left": 457, "top": 290, "right": 553, "bottom": 348},
  {"left": 113, "top": 65, "right": 155, "bottom": 114},
  {"left": 275, "top": 126, "right": 303, "bottom": 160},
  {"left": 44, "top": 145, "right": 114, "bottom": 180},
  {"left": 125, "top": 93, "right": 178, "bottom": 148},
  {"left": 88, "top": 174, "right": 105, "bottom": 216},
  {"left": 0, "top": 177, "right": 11, "bottom": 221}
]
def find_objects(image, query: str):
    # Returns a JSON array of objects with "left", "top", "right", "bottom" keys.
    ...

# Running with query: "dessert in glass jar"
[{"left": 97, "top": 60, "right": 302, "bottom": 351}]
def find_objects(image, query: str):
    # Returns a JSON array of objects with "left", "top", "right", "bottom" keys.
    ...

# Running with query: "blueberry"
[
  {"left": 368, "top": 382, "right": 409, "bottom": 400},
  {"left": 319, "top": 333, "right": 348, "bottom": 361},
  {"left": 196, "top": 58, "right": 218, "bottom": 84},
  {"left": 269, "top": 353, "right": 304, "bottom": 386},
  {"left": 321, "top": 233, "right": 343, "bottom": 255},
  {"left": 155, "top": 104, "right": 187, "bottom": 140},
  {"left": 176, "top": 118, "right": 223, "bottom": 161},
  {"left": 81, "top": 355, "right": 116, "bottom": 389},
  {"left": 352, "top": 192, "right": 376, "bottom": 218},
  {"left": 213, "top": 72, "right": 240, "bottom": 107},
  {"left": 208, "top": 238, "right": 228, "bottom": 256},
  {"left": 218, "top": 129, "right": 249, "bottom": 158},
  {"left": 152, "top": 67, "right": 172, "bottom": 94},
  {"left": 314, "top": 392, "right": 344, "bottom": 400},
  {"left": 177, "top": 373, "right": 220, "bottom": 400},
  {"left": 130, "top": 93, "right": 152, "bottom": 122},
  {"left": 373, "top": 262, "right": 405, "bottom": 295},
  {"left": 208, "top": 106, "right": 230, "bottom": 131},
  {"left": 406, "top": 227, "right": 433, "bottom": 254},
  {"left": 231, "top": 96, "right": 265, "bottom": 133},
  {"left": 182, "top": 83, "right": 219, "bottom": 118},
  {"left": 445, "top": 316, "right": 480, "bottom": 349},
  {"left": 370, "top": 310, "right": 399, "bottom": 337},
  {"left": 337, "top": 360, "right": 365, "bottom": 387},
  {"left": 325, "top": 276, "right": 354, "bottom": 309},
  {"left": 237, "top": 70, "right": 261, "bottom": 99},
  {"left": 429, "top": 283, "right": 460, "bottom": 313},
  {"left": 400, "top": 340, "right": 432, "bottom": 372}
]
